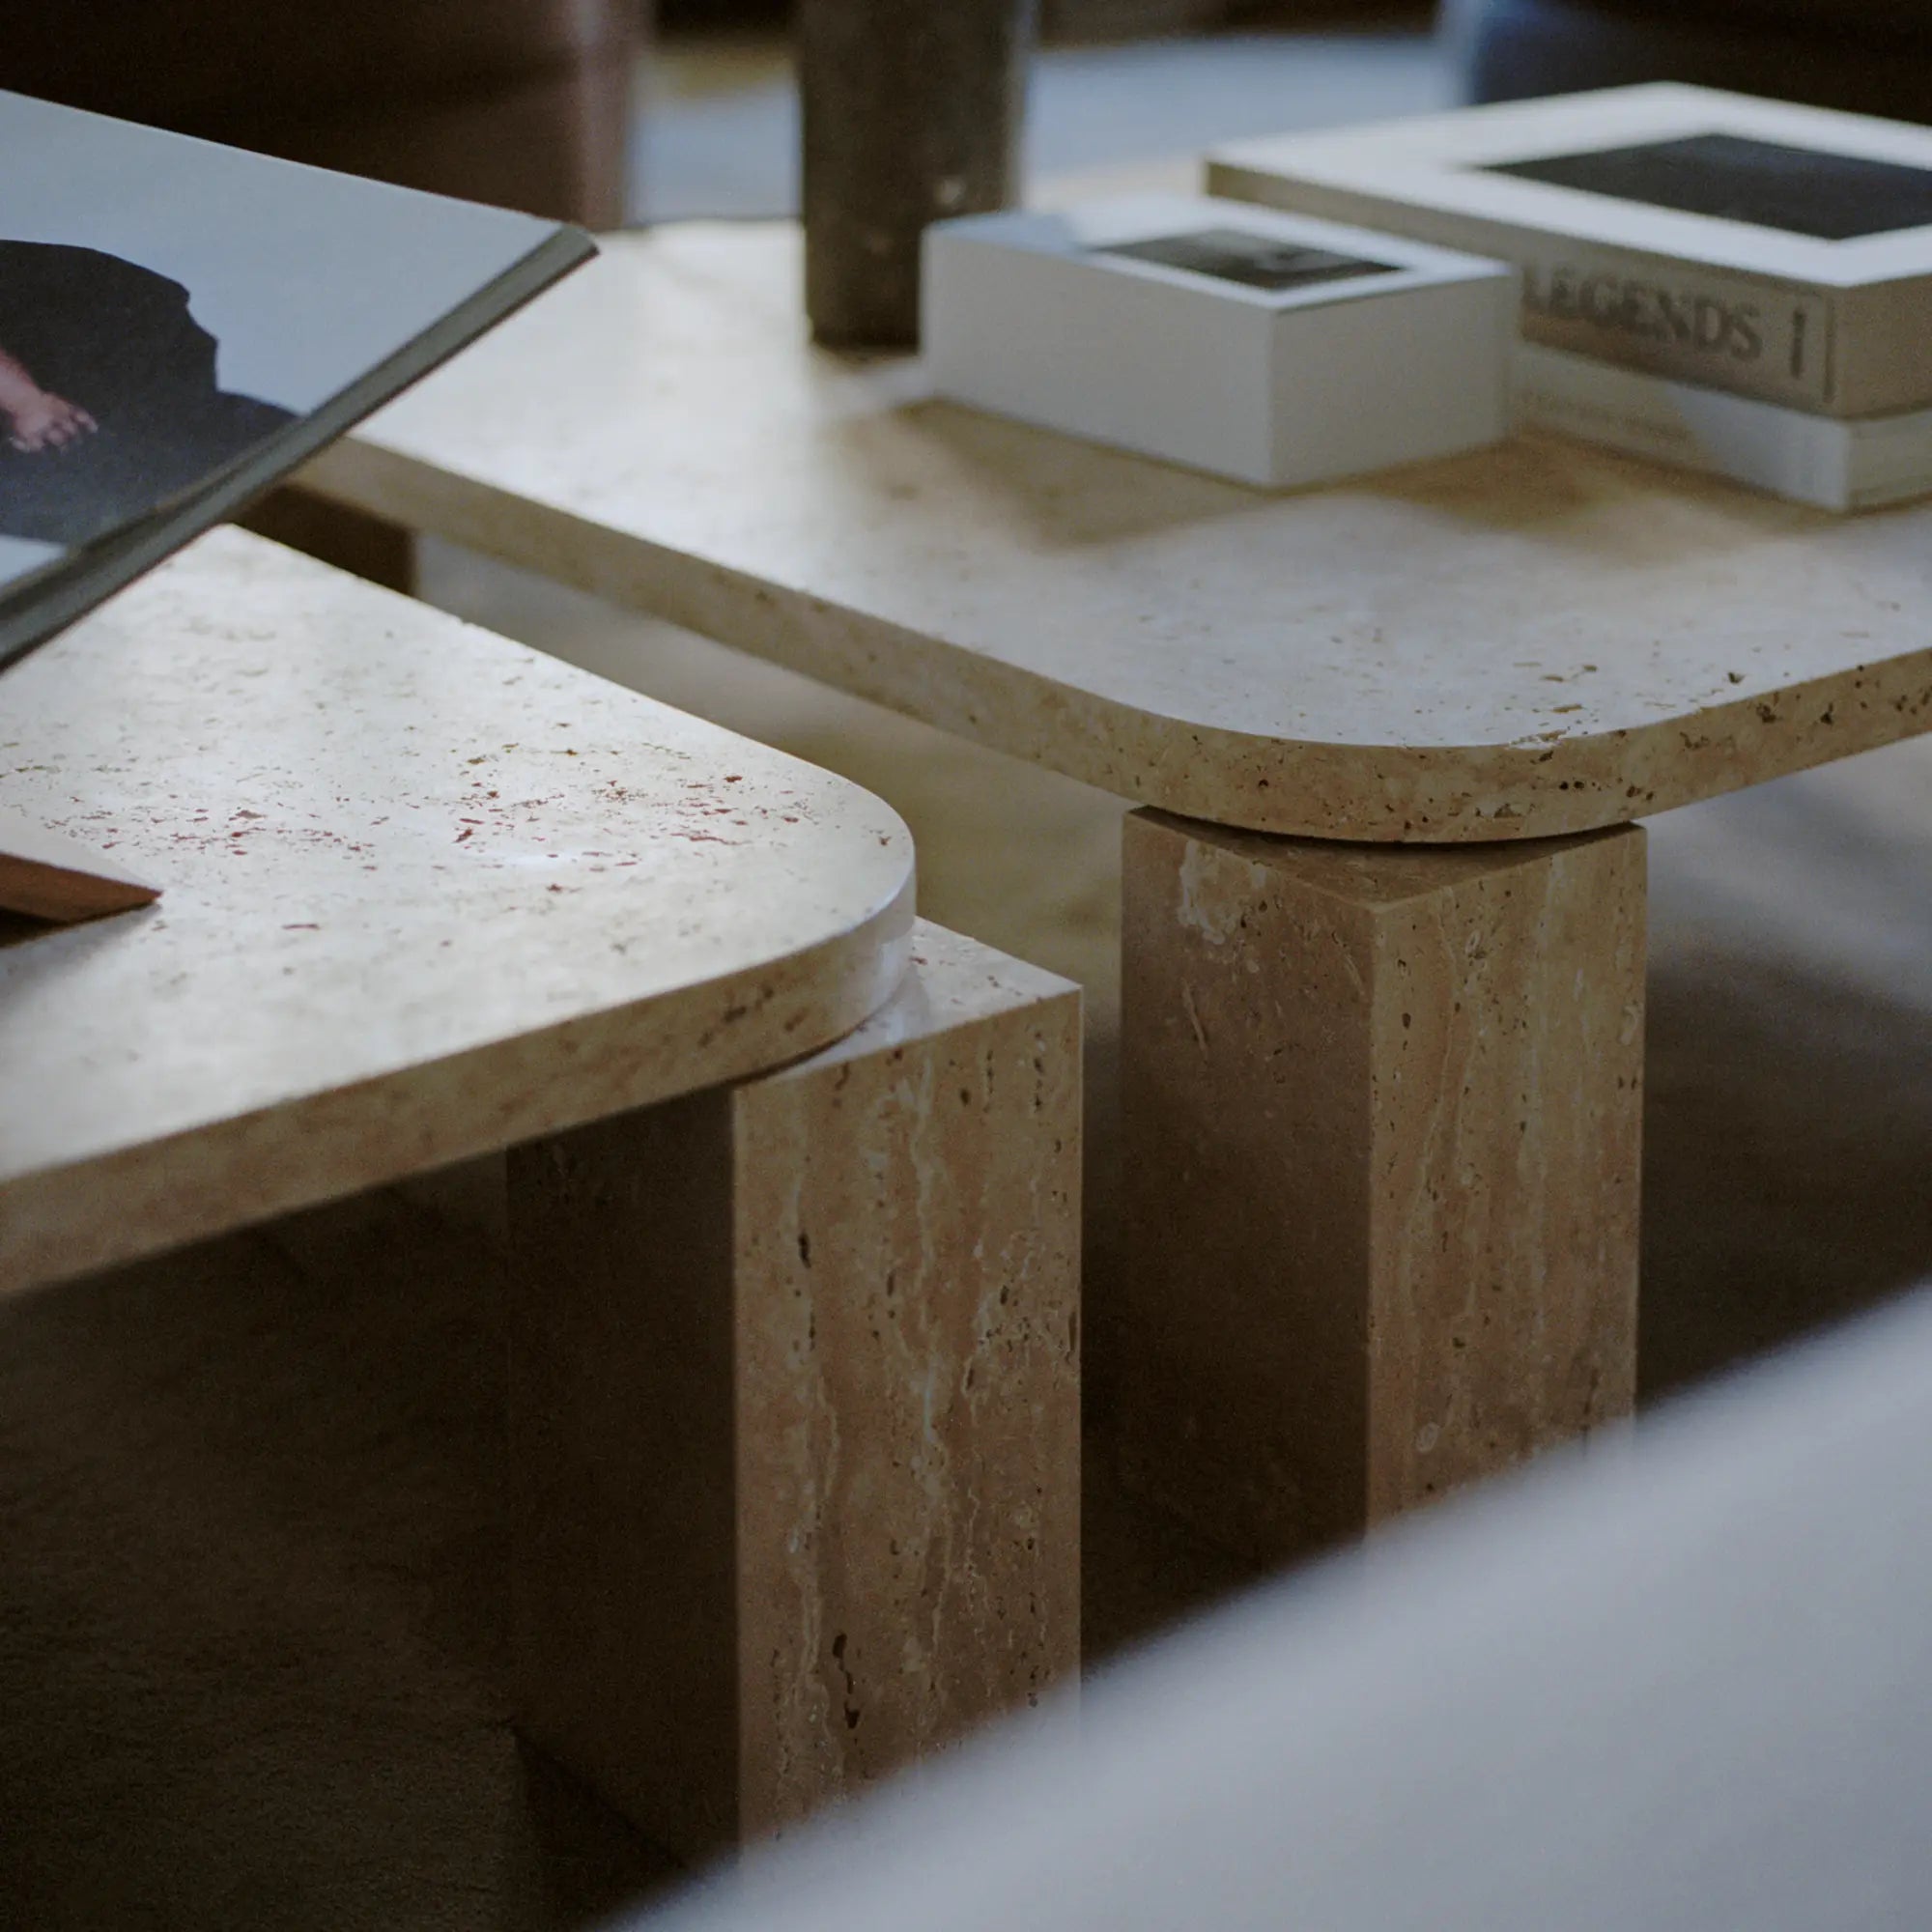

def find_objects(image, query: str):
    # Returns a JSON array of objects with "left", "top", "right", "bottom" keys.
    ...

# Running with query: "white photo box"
[{"left": 921, "top": 195, "right": 1516, "bottom": 490}]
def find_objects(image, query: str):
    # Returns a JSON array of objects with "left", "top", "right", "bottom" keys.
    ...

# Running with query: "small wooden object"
[{"left": 0, "top": 813, "right": 159, "bottom": 923}]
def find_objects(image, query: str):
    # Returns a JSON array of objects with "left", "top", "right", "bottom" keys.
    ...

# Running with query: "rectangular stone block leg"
[
  {"left": 508, "top": 921, "right": 1080, "bottom": 1859},
  {"left": 1117, "top": 811, "right": 1644, "bottom": 1566}
]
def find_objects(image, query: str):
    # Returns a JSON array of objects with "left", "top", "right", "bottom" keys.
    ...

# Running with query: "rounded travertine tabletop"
[
  {"left": 0, "top": 527, "right": 914, "bottom": 1293},
  {"left": 304, "top": 221, "right": 1932, "bottom": 843}
]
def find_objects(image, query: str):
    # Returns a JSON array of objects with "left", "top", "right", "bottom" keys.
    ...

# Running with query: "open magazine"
[{"left": 0, "top": 89, "right": 596, "bottom": 671}]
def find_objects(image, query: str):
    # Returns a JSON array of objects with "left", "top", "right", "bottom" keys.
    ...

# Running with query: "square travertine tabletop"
[{"left": 304, "top": 222, "right": 1932, "bottom": 844}]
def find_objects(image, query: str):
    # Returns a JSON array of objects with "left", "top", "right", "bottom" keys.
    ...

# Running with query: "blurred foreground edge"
[{"left": 633, "top": 1278, "right": 1932, "bottom": 1931}]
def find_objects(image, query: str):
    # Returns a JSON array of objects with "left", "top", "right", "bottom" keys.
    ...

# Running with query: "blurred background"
[{"left": 10, "top": 0, "right": 1929, "bottom": 237}]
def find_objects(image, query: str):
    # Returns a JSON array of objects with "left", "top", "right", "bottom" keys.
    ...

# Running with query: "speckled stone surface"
[
  {"left": 507, "top": 919, "right": 1080, "bottom": 1856},
  {"left": 303, "top": 221, "right": 1932, "bottom": 843},
  {"left": 0, "top": 527, "right": 914, "bottom": 1294},
  {"left": 1117, "top": 811, "right": 1644, "bottom": 1563}
]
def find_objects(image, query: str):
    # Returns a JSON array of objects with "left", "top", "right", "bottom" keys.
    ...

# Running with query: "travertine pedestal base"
[
  {"left": 1117, "top": 811, "right": 1645, "bottom": 1565},
  {"left": 508, "top": 922, "right": 1080, "bottom": 1858},
  {"left": 0, "top": 814, "right": 159, "bottom": 923}
]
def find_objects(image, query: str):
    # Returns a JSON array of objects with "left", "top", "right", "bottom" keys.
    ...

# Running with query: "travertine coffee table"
[
  {"left": 0, "top": 526, "right": 1079, "bottom": 1854},
  {"left": 299, "top": 222, "right": 1932, "bottom": 1563}
]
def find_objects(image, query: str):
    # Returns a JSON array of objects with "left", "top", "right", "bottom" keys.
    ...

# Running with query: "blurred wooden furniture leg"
[
  {"left": 800, "top": 0, "right": 1033, "bottom": 345},
  {"left": 508, "top": 922, "right": 1082, "bottom": 1858},
  {"left": 240, "top": 489, "right": 417, "bottom": 596},
  {"left": 1116, "top": 811, "right": 1646, "bottom": 1566}
]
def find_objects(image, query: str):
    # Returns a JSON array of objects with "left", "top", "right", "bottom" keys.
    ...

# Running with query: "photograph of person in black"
[{"left": 0, "top": 242, "right": 293, "bottom": 550}]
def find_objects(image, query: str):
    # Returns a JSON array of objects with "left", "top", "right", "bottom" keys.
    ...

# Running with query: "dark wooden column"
[{"left": 800, "top": 0, "right": 1037, "bottom": 347}]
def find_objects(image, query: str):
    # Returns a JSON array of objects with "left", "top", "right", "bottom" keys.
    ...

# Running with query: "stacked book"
[{"left": 1208, "top": 84, "right": 1932, "bottom": 510}]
